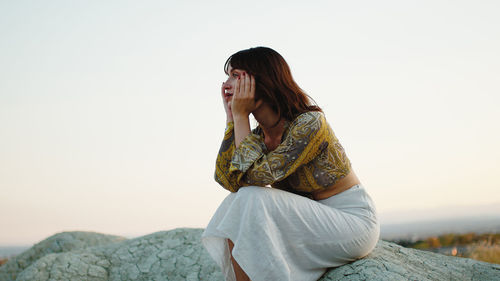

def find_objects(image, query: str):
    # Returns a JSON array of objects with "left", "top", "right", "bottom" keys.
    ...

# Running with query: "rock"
[
  {"left": 321, "top": 241, "right": 500, "bottom": 281},
  {"left": 1, "top": 228, "right": 499, "bottom": 281},
  {"left": 0, "top": 231, "right": 125, "bottom": 281},
  {"left": 3, "top": 228, "right": 222, "bottom": 281}
]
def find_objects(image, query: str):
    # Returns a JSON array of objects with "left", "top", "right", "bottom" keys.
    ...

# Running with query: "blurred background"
[{"left": 1, "top": 0, "right": 499, "bottom": 263}]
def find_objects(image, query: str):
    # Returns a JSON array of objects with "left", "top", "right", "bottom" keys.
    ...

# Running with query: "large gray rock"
[
  {"left": 321, "top": 241, "right": 500, "bottom": 281},
  {"left": 3, "top": 228, "right": 222, "bottom": 281},
  {"left": 1, "top": 228, "right": 499, "bottom": 281},
  {"left": 0, "top": 231, "right": 125, "bottom": 281}
]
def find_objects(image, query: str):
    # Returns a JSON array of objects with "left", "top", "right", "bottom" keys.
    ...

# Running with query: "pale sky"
[{"left": 1, "top": 0, "right": 499, "bottom": 246}]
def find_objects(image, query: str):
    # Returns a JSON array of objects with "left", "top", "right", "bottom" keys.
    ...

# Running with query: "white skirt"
[{"left": 201, "top": 184, "right": 380, "bottom": 281}]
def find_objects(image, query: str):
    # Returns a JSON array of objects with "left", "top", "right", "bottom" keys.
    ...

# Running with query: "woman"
[{"left": 202, "top": 47, "right": 379, "bottom": 281}]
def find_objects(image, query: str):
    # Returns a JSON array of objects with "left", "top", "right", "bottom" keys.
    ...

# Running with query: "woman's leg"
[{"left": 228, "top": 239, "right": 250, "bottom": 281}]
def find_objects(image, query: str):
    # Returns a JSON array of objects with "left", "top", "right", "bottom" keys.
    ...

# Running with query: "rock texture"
[
  {"left": 1, "top": 228, "right": 499, "bottom": 281},
  {"left": 1, "top": 229, "right": 222, "bottom": 281},
  {"left": 0, "top": 231, "right": 125, "bottom": 281},
  {"left": 321, "top": 241, "right": 500, "bottom": 281}
]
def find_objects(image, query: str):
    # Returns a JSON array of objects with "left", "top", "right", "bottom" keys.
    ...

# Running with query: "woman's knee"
[{"left": 236, "top": 185, "right": 269, "bottom": 200}]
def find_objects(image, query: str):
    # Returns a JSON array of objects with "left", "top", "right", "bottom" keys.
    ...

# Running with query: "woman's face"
[{"left": 222, "top": 65, "right": 246, "bottom": 103}]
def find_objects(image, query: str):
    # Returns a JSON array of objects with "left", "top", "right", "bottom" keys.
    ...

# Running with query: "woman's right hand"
[{"left": 221, "top": 82, "right": 233, "bottom": 123}]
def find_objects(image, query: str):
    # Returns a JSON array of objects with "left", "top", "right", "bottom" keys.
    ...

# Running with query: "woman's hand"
[
  {"left": 221, "top": 82, "right": 233, "bottom": 123},
  {"left": 230, "top": 72, "right": 262, "bottom": 148},
  {"left": 231, "top": 72, "right": 262, "bottom": 119}
]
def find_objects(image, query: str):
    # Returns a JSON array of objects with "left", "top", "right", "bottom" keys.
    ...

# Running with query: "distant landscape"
[
  {"left": 389, "top": 232, "right": 500, "bottom": 264},
  {"left": 0, "top": 246, "right": 27, "bottom": 266},
  {"left": 382, "top": 215, "right": 500, "bottom": 264}
]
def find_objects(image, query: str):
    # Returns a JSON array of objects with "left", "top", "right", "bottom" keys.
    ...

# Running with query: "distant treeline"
[
  {"left": 392, "top": 232, "right": 500, "bottom": 249},
  {"left": 391, "top": 232, "right": 500, "bottom": 264}
]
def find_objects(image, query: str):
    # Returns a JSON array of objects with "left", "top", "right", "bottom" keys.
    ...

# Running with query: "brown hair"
[{"left": 224, "top": 47, "right": 322, "bottom": 122}]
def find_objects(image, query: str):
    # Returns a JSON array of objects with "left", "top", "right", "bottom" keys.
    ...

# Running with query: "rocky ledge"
[{"left": 1, "top": 228, "right": 499, "bottom": 281}]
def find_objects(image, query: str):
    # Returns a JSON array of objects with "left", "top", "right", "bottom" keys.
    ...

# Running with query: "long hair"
[{"left": 224, "top": 47, "right": 322, "bottom": 122}]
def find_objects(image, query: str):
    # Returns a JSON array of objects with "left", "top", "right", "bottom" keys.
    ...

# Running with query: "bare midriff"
[{"left": 311, "top": 170, "right": 361, "bottom": 200}]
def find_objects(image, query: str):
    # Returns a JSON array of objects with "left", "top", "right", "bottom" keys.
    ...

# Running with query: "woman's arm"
[
  {"left": 229, "top": 111, "right": 328, "bottom": 187},
  {"left": 214, "top": 73, "right": 260, "bottom": 192},
  {"left": 215, "top": 112, "right": 329, "bottom": 192},
  {"left": 214, "top": 122, "right": 238, "bottom": 191}
]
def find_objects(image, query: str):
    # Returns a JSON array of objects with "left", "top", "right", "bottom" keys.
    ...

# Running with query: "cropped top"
[{"left": 214, "top": 111, "right": 352, "bottom": 196}]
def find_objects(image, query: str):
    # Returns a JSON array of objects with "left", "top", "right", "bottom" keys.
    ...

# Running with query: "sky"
[{"left": 1, "top": 0, "right": 499, "bottom": 246}]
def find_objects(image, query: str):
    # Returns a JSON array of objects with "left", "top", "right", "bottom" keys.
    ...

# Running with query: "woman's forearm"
[{"left": 233, "top": 114, "right": 251, "bottom": 148}]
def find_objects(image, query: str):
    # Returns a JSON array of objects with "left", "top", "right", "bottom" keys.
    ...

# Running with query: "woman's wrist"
[
  {"left": 233, "top": 114, "right": 251, "bottom": 148},
  {"left": 233, "top": 114, "right": 250, "bottom": 132},
  {"left": 232, "top": 112, "right": 250, "bottom": 122}
]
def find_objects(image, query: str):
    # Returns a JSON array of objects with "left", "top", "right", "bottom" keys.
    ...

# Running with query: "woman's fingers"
[
  {"left": 221, "top": 82, "right": 226, "bottom": 100},
  {"left": 231, "top": 72, "right": 259, "bottom": 117},
  {"left": 243, "top": 74, "right": 247, "bottom": 96},
  {"left": 239, "top": 74, "right": 248, "bottom": 95},
  {"left": 234, "top": 75, "right": 240, "bottom": 97},
  {"left": 244, "top": 73, "right": 251, "bottom": 97},
  {"left": 238, "top": 72, "right": 251, "bottom": 99},
  {"left": 250, "top": 75, "right": 255, "bottom": 98}
]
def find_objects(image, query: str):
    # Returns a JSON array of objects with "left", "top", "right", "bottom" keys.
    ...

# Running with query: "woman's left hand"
[{"left": 230, "top": 72, "right": 262, "bottom": 119}]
